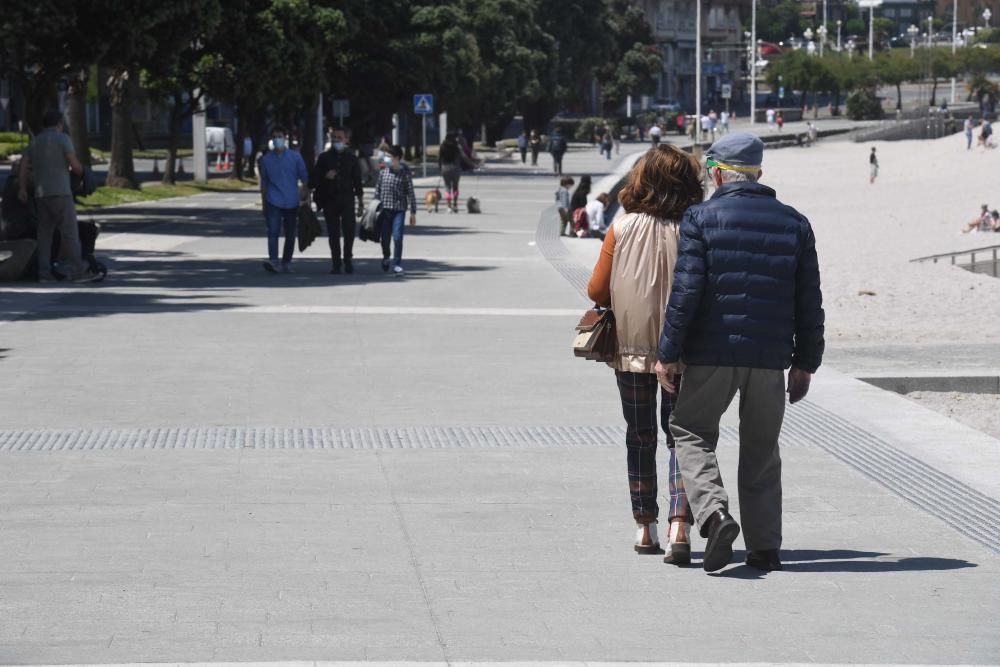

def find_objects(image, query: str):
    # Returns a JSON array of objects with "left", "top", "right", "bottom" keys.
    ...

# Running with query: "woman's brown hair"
[{"left": 618, "top": 144, "right": 704, "bottom": 220}]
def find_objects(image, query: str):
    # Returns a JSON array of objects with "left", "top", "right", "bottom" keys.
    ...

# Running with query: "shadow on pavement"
[
  {"left": 6, "top": 254, "right": 498, "bottom": 321},
  {"left": 703, "top": 549, "right": 978, "bottom": 578}
]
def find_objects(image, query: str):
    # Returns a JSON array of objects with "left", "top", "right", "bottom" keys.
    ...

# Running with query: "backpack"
[
  {"left": 572, "top": 207, "right": 588, "bottom": 232},
  {"left": 552, "top": 136, "right": 567, "bottom": 153}
]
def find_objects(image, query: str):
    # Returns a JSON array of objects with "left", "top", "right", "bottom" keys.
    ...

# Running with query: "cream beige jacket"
[{"left": 608, "top": 212, "right": 680, "bottom": 373}]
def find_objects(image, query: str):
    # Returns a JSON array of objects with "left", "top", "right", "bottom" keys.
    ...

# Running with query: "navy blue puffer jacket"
[{"left": 657, "top": 182, "right": 825, "bottom": 373}]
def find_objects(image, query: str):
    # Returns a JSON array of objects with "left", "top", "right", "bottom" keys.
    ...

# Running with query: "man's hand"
[
  {"left": 787, "top": 367, "right": 812, "bottom": 404},
  {"left": 17, "top": 188, "right": 28, "bottom": 203},
  {"left": 655, "top": 360, "right": 684, "bottom": 395},
  {"left": 325, "top": 169, "right": 337, "bottom": 180},
  {"left": 409, "top": 213, "right": 417, "bottom": 226}
]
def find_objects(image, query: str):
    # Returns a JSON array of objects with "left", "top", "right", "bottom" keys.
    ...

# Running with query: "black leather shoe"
[
  {"left": 702, "top": 509, "right": 740, "bottom": 572},
  {"left": 745, "top": 549, "right": 783, "bottom": 572},
  {"left": 344, "top": 260, "right": 354, "bottom": 274},
  {"left": 330, "top": 263, "right": 342, "bottom": 275}
]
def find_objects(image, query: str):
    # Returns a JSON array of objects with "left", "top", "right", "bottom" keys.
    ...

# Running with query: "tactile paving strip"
[
  {"left": 535, "top": 205, "right": 592, "bottom": 298},
  {"left": 783, "top": 401, "right": 1000, "bottom": 555}
]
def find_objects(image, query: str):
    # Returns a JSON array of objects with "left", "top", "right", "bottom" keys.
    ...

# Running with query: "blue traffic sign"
[{"left": 414, "top": 94, "right": 434, "bottom": 115}]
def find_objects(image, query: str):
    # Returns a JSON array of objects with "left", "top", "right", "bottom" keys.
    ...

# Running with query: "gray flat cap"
[{"left": 706, "top": 132, "right": 764, "bottom": 172}]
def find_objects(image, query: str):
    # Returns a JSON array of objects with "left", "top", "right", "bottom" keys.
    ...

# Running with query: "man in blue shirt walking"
[{"left": 258, "top": 126, "right": 308, "bottom": 273}]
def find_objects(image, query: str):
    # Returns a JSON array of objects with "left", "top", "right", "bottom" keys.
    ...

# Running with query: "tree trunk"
[
  {"left": 106, "top": 69, "right": 138, "bottom": 189},
  {"left": 301, "top": 94, "right": 320, "bottom": 169},
  {"left": 163, "top": 93, "right": 184, "bottom": 184},
  {"left": 930, "top": 78, "right": 938, "bottom": 107},
  {"left": 896, "top": 83, "right": 903, "bottom": 111},
  {"left": 66, "top": 69, "right": 91, "bottom": 167}
]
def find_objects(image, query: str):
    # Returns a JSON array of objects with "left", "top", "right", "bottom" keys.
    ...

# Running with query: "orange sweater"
[{"left": 586, "top": 224, "right": 616, "bottom": 307}]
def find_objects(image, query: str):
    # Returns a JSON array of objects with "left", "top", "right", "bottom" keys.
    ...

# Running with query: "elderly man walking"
[{"left": 655, "top": 132, "right": 825, "bottom": 573}]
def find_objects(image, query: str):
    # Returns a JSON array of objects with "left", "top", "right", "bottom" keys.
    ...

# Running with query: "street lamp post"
[
  {"left": 951, "top": 0, "right": 958, "bottom": 104},
  {"left": 837, "top": 19, "right": 842, "bottom": 51},
  {"left": 695, "top": 0, "right": 702, "bottom": 147},
  {"left": 821, "top": 0, "right": 828, "bottom": 56},
  {"left": 804, "top": 27, "right": 815, "bottom": 56},
  {"left": 985, "top": 8, "right": 992, "bottom": 29},
  {"left": 750, "top": 0, "right": 757, "bottom": 126},
  {"left": 869, "top": 4, "right": 875, "bottom": 60},
  {"left": 908, "top": 24, "right": 919, "bottom": 58}
]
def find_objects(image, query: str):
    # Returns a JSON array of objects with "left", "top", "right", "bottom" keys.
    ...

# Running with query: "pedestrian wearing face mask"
[
  {"left": 312, "top": 126, "right": 364, "bottom": 274},
  {"left": 374, "top": 145, "right": 417, "bottom": 275},
  {"left": 258, "top": 125, "right": 309, "bottom": 273}
]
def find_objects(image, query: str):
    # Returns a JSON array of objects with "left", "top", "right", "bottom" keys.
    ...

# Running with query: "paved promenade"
[{"left": 0, "top": 145, "right": 998, "bottom": 664}]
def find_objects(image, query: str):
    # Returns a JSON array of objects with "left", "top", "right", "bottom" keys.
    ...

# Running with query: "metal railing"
[{"left": 911, "top": 243, "right": 1000, "bottom": 278}]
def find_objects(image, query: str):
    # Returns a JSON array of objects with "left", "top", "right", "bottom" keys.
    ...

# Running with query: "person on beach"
[
  {"left": 869, "top": 147, "right": 879, "bottom": 184},
  {"left": 776, "top": 111, "right": 784, "bottom": 132},
  {"left": 374, "top": 145, "right": 417, "bottom": 275},
  {"left": 962, "top": 204, "right": 994, "bottom": 233},
  {"left": 656, "top": 132, "right": 825, "bottom": 573},
  {"left": 517, "top": 130, "right": 529, "bottom": 164},
  {"left": 720, "top": 110, "right": 730, "bottom": 135},
  {"left": 312, "top": 126, "right": 363, "bottom": 274},
  {"left": 964, "top": 116, "right": 974, "bottom": 151},
  {"left": 766, "top": 108, "right": 776, "bottom": 132},
  {"left": 978, "top": 119, "right": 994, "bottom": 149},
  {"left": 555, "top": 176, "right": 574, "bottom": 236},
  {"left": 586, "top": 144, "right": 705, "bottom": 564},
  {"left": 570, "top": 175, "right": 591, "bottom": 222}
]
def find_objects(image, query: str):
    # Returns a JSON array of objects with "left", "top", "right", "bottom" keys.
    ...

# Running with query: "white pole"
[
  {"left": 821, "top": 0, "right": 827, "bottom": 57},
  {"left": 421, "top": 114, "right": 427, "bottom": 178},
  {"left": 695, "top": 0, "right": 702, "bottom": 143},
  {"left": 627, "top": 94, "right": 632, "bottom": 119},
  {"left": 951, "top": 0, "right": 958, "bottom": 104},
  {"left": 869, "top": 6, "right": 875, "bottom": 60},
  {"left": 316, "top": 93, "right": 324, "bottom": 157},
  {"left": 750, "top": 0, "right": 757, "bottom": 125},
  {"left": 192, "top": 88, "right": 207, "bottom": 183}
]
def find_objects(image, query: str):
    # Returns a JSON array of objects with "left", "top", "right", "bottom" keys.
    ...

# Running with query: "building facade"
[{"left": 637, "top": 0, "right": 748, "bottom": 113}]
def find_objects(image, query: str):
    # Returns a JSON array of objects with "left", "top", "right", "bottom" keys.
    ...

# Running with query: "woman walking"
[
  {"left": 374, "top": 145, "right": 417, "bottom": 275},
  {"left": 439, "top": 133, "right": 476, "bottom": 213},
  {"left": 586, "top": 144, "right": 704, "bottom": 564}
]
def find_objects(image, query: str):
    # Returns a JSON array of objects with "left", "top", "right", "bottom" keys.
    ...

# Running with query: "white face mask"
[
  {"left": 333, "top": 141, "right": 346, "bottom": 151},
  {"left": 383, "top": 156, "right": 393, "bottom": 166},
  {"left": 273, "top": 137, "right": 287, "bottom": 150}
]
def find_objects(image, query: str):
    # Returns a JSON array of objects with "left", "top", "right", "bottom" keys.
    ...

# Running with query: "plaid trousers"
[{"left": 615, "top": 371, "right": 694, "bottom": 525}]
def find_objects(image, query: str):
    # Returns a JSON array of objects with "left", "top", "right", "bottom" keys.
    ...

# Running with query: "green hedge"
[
  {"left": 847, "top": 89, "right": 884, "bottom": 121},
  {"left": 0, "top": 132, "right": 29, "bottom": 143},
  {"left": 0, "top": 141, "right": 29, "bottom": 160}
]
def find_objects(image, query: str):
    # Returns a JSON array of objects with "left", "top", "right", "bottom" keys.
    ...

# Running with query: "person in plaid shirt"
[{"left": 374, "top": 145, "right": 417, "bottom": 274}]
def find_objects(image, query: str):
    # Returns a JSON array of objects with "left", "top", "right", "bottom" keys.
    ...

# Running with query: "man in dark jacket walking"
[
  {"left": 312, "top": 127, "right": 363, "bottom": 274},
  {"left": 654, "top": 132, "right": 825, "bottom": 574}
]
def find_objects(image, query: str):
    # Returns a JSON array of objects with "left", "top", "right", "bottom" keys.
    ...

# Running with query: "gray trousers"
[
  {"left": 669, "top": 365, "right": 786, "bottom": 550},
  {"left": 36, "top": 195, "right": 85, "bottom": 280}
]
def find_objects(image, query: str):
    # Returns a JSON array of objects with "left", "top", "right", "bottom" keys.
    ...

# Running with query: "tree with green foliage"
[
  {"left": 767, "top": 51, "right": 835, "bottom": 117},
  {"left": 597, "top": 0, "right": 663, "bottom": 117},
  {"left": 200, "top": 0, "right": 345, "bottom": 174},
  {"left": 874, "top": 50, "right": 919, "bottom": 111},
  {"left": 751, "top": 0, "right": 807, "bottom": 44}
]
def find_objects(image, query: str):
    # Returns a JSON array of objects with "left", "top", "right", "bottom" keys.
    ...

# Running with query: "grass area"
[
  {"left": 77, "top": 177, "right": 258, "bottom": 209},
  {"left": 133, "top": 148, "right": 195, "bottom": 160},
  {"left": 0, "top": 140, "right": 29, "bottom": 161}
]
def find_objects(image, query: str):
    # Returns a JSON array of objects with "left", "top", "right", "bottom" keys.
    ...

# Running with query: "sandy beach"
[{"left": 763, "top": 132, "right": 1000, "bottom": 349}]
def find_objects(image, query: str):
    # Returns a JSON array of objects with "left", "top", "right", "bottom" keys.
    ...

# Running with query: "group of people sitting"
[
  {"left": 554, "top": 175, "right": 611, "bottom": 239},
  {"left": 962, "top": 203, "right": 1000, "bottom": 233}
]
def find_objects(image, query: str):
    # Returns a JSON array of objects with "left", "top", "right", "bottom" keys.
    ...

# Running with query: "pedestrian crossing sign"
[{"left": 414, "top": 94, "right": 434, "bottom": 115}]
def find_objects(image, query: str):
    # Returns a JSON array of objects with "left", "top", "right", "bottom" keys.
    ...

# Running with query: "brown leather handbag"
[{"left": 573, "top": 307, "right": 617, "bottom": 363}]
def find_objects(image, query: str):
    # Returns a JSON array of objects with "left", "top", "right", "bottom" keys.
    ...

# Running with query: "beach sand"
[
  {"left": 905, "top": 391, "right": 1000, "bottom": 439},
  {"left": 764, "top": 132, "right": 1000, "bottom": 351}
]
